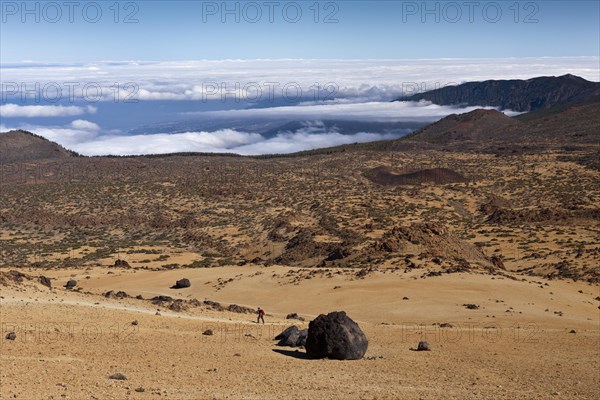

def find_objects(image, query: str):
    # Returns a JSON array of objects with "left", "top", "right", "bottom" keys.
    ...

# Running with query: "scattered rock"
[
  {"left": 286, "top": 313, "right": 305, "bottom": 321},
  {"left": 168, "top": 299, "right": 188, "bottom": 312},
  {"left": 227, "top": 304, "right": 254, "bottom": 314},
  {"left": 64, "top": 280, "right": 77, "bottom": 289},
  {"left": 151, "top": 295, "right": 173, "bottom": 304},
  {"left": 569, "top": 329, "right": 577, "bottom": 334},
  {"left": 204, "top": 300, "right": 224, "bottom": 311},
  {"left": 134, "top": 387, "right": 145, "bottom": 393},
  {"left": 113, "top": 259, "right": 131, "bottom": 268},
  {"left": 172, "top": 278, "right": 191, "bottom": 289},
  {"left": 131, "top": 320, "right": 138, "bottom": 326},
  {"left": 305, "top": 311, "right": 368, "bottom": 360},
  {"left": 417, "top": 341, "right": 431, "bottom": 351},
  {"left": 5, "top": 332, "right": 16, "bottom": 340},
  {"left": 108, "top": 373, "right": 127, "bottom": 380},
  {"left": 463, "top": 303, "right": 480, "bottom": 310},
  {"left": 274, "top": 326, "right": 307, "bottom": 347},
  {"left": 39, "top": 276, "right": 52, "bottom": 288},
  {"left": 104, "top": 290, "right": 129, "bottom": 299},
  {"left": 203, "top": 329, "right": 214, "bottom": 336}
]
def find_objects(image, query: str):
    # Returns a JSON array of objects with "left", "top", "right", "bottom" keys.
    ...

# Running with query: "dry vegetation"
[{"left": 1, "top": 148, "right": 598, "bottom": 282}]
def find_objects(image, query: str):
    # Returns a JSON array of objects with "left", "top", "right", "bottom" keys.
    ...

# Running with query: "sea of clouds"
[{"left": 1, "top": 57, "right": 598, "bottom": 155}]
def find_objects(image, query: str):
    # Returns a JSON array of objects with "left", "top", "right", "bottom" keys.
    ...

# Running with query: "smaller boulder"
[
  {"left": 203, "top": 329, "right": 214, "bottom": 336},
  {"left": 151, "top": 295, "right": 173, "bottom": 303},
  {"left": 227, "top": 304, "right": 254, "bottom": 314},
  {"left": 172, "top": 278, "right": 191, "bottom": 289},
  {"left": 64, "top": 280, "right": 77, "bottom": 289},
  {"left": 108, "top": 373, "right": 127, "bottom": 381},
  {"left": 274, "top": 326, "right": 308, "bottom": 347},
  {"left": 5, "top": 332, "right": 16, "bottom": 340},
  {"left": 39, "top": 276, "right": 52, "bottom": 288},
  {"left": 286, "top": 313, "right": 305, "bottom": 321},
  {"left": 417, "top": 341, "right": 431, "bottom": 351},
  {"left": 113, "top": 259, "right": 131, "bottom": 268}
]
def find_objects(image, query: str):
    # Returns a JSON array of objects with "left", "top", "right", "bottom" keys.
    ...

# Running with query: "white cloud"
[
  {"left": 70, "top": 119, "right": 100, "bottom": 131},
  {"left": 0, "top": 104, "right": 97, "bottom": 118},
  {"left": 232, "top": 130, "right": 399, "bottom": 155},
  {"left": 187, "top": 100, "right": 520, "bottom": 123},
  {"left": 1, "top": 57, "right": 598, "bottom": 103},
  {"left": 1, "top": 121, "right": 403, "bottom": 156}
]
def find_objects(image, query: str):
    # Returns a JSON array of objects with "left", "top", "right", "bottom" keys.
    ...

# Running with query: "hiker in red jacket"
[{"left": 257, "top": 307, "right": 265, "bottom": 324}]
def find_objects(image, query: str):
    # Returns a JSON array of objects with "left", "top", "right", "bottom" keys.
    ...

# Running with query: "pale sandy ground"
[{"left": 1, "top": 265, "right": 599, "bottom": 399}]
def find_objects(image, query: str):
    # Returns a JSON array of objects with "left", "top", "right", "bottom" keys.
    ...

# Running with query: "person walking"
[{"left": 257, "top": 307, "right": 265, "bottom": 324}]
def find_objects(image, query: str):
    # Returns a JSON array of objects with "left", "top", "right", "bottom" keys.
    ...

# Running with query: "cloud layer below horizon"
[
  {"left": 1, "top": 120, "right": 404, "bottom": 156},
  {"left": 2, "top": 57, "right": 598, "bottom": 103},
  {"left": 1, "top": 57, "right": 597, "bottom": 156}
]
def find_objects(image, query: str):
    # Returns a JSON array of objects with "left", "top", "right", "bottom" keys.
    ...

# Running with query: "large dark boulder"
[
  {"left": 274, "top": 326, "right": 308, "bottom": 347},
  {"left": 305, "top": 311, "right": 368, "bottom": 360},
  {"left": 172, "top": 278, "right": 191, "bottom": 289}
]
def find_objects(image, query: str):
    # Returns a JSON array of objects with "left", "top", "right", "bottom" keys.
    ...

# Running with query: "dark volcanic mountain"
[
  {"left": 392, "top": 99, "right": 600, "bottom": 149},
  {"left": 401, "top": 109, "right": 522, "bottom": 143},
  {"left": 0, "top": 130, "right": 77, "bottom": 163},
  {"left": 397, "top": 74, "right": 600, "bottom": 112}
]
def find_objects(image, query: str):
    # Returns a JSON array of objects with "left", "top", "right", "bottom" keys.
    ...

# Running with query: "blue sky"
[
  {"left": 1, "top": 1, "right": 599, "bottom": 62},
  {"left": 1, "top": 1, "right": 599, "bottom": 156}
]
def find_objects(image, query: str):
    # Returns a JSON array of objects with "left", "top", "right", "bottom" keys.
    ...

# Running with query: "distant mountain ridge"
[
  {"left": 393, "top": 99, "right": 600, "bottom": 149},
  {"left": 402, "top": 109, "right": 521, "bottom": 143},
  {"left": 397, "top": 74, "right": 600, "bottom": 112},
  {"left": 0, "top": 130, "right": 78, "bottom": 163}
]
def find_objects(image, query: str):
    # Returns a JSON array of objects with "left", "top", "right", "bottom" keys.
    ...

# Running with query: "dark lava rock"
[
  {"left": 151, "top": 295, "right": 173, "bottom": 302},
  {"left": 227, "top": 304, "right": 254, "bottom": 314},
  {"left": 305, "top": 311, "right": 368, "bottom": 360},
  {"left": 108, "top": 373, "right": 127, "bottom": 380},
  {"left": 286, "top": 313, "right": 305, "bottom": 321},
  {"left": 39, "top": 276, "right": 52, "bottom": 288},
  {"left": 64, "top": 280, "right": 77, "bottom": 288},
  {"left": 113, "top": 259, "right": 131, "bottom": 268},
  {"left": 5, "top": 332, "right": 16, "bottom": 340},
  {"left": 203, "top": 329, "right": 214, "bottom": 336},
  {"left": 172, "top": 278, "right": 191, "bottom": 289},
  {"left": 104, "top": 290, "right": 129, "bottom": 299},
  {"left": 417, "top": 341, "right": 431, "bottom": 351},
  {"left": 2, "top": 270, "right": 26, "bottom": 284},
  {"left": 489, "top": 255, "right": 505, "bottom": 270},
  {"left": 204, "top": 300, "right": 224, "bottom": 311},
  {"left": 463, "top": 303, "right": 480, "bottom": 310},
  {"left": 274, "top": 326, "right": 308, "bottom": 347},
  {"left": 168, "top": 299, "right": 188, "bottom": 312}
]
